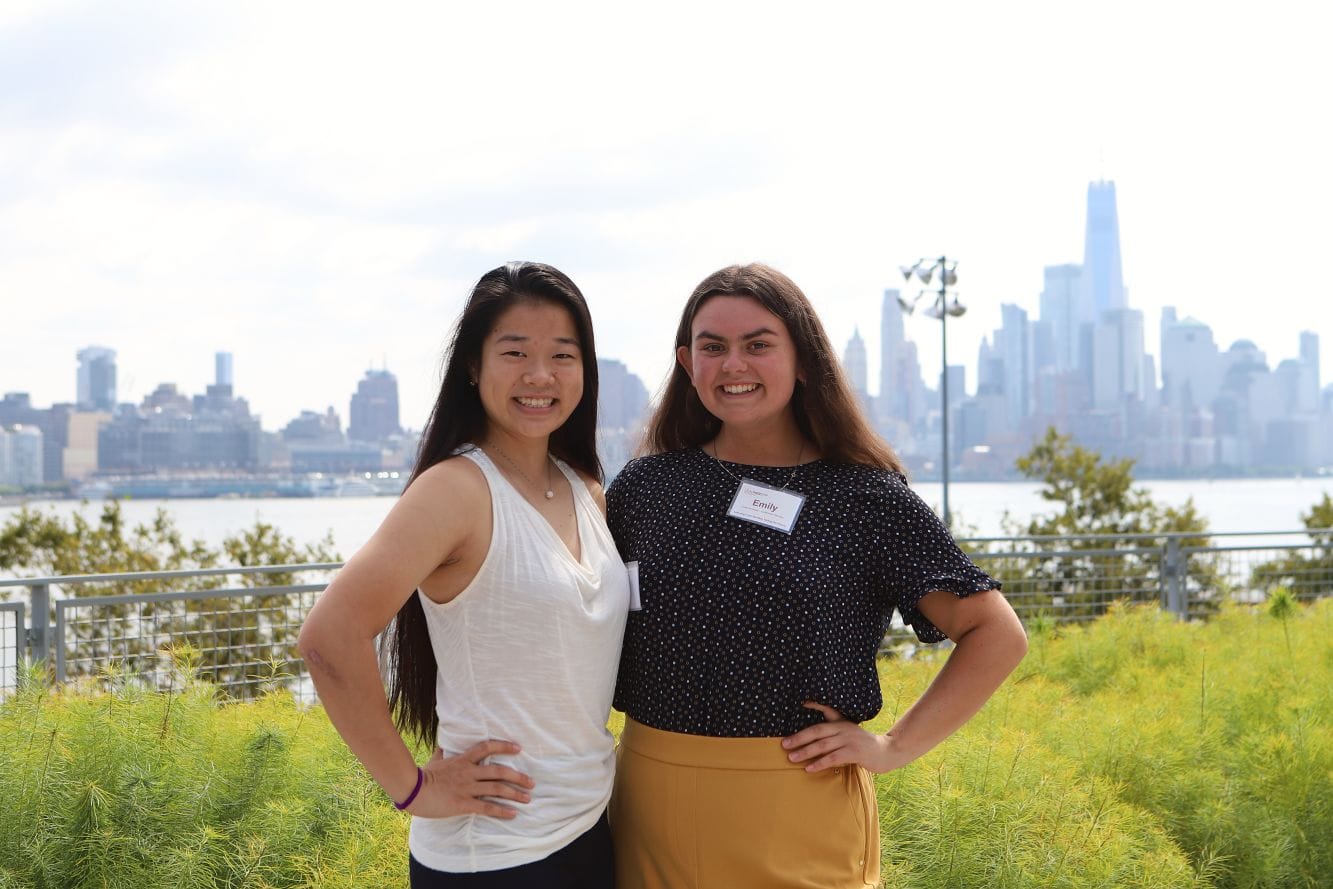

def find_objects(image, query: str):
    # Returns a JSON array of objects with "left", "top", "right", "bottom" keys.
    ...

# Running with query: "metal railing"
[
  {"left": 1, "top": 530, "right": 1330, "bottom": 699},
  {"left": 0, "top": 564, "right": 339, "bottom": 702}
]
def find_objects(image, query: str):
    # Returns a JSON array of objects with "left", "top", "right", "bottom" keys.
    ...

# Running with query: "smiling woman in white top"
[{"left": 298, "top": 262, "right": 628, "bottom": 889}]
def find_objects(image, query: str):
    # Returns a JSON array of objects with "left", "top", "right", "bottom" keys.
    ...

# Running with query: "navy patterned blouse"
[{"left": 607, "top": 447, "right": 1000, "bottom": 737}]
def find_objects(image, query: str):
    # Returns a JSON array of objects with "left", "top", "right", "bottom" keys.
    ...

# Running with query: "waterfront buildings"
[{"left": 856, "top": 179, "right": 1333, "bottom": 477}]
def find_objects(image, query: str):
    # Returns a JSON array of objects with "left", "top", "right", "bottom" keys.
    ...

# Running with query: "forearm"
[
  {"left": 883, "top": 621, "right": 1026, "bottom": 764},
  {"left": 302, "top": 629, "right": 420, "bottom": 804}
]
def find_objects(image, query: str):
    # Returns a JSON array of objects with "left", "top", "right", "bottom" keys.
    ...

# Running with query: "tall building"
[
  {"left": 0, "top": 425, "right": 44, "bottom": 486},
  {"left": 348, "top": 369, "right": 402, "bottom": 442},
  {"left": 879, "top": 289, "right": 906, "bottom": 402},
  {"left": 76, "top": 346, "right": 117, "bottom": 411},
  {"left": 997, "top": 304, "right": 1033, "bottom": 429},
  {"left": 1080, "top": 180, "right": 1128, "bottom": 319},
  {"left": 1092, "top": 308, "right": 1146, "bottom": 410},
  {"left": 1160, "top": 311, "right": 1221, "bottom": 409},
  {"left": 596, "top": 358, "right": 649, "bottom": 430},
  {"left": 1299, "top": 331, "right": 1320, "bottom": 413},
  {"left": 1039, "top": 263, "right": 1084, "bottom": 372},
  {"left": 215, "top": 352, "right": 234, "bottom": 388},
  {"left": 842, "top": 327, "right": 868, "bottom": 396}
]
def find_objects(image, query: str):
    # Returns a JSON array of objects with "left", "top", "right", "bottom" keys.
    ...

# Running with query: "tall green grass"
[
  {"left": 0, "top": 665, "right": 405, "bottom": 888},
  {"left": 1, "top": 600, "right": 1328, "bottom": 888},
  {"left": 866, "top": 596, "right": 1332, "bottom": 888}
]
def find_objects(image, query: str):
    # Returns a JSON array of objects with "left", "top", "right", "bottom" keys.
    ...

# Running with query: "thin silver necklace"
[
  {"left": 486, "top": 442, "right": 555, "bottom": 499},
  {"left": 709, "top": 438, "right": 806, "bottom": 491}
]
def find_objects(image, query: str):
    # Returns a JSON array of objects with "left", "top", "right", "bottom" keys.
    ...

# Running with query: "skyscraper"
[
  {"left": 1039, "top": 263, "right": 1084, "bottom": 372},
  {"left": 216, "top": 352, "right": 234, "bottom": 387},
  {"left": 348, "top": 369, "right": 402, "bottom": 442},
  {"left": 1080, "top": 180, "right": 1128, "bottom": 320},
  {"left": 76, "top": 346, "right": 117, "bottom": 411},
  {"left": 879, "top": 289, "right": 905, "bottom": 402},
  {"left": 843, "top": 327, "right": 868, "bottom": 396}
]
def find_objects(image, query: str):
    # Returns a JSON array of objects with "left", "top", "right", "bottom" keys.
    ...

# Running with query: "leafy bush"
[
  {"left": 1, "top": 601, "right": 1329, "bottom": 888},
  {"left": 0, "top": 663, "right": 404, "bottom": 888}
]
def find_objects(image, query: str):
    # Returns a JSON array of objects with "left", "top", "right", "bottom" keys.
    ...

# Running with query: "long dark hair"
[
  {"left": 644, "top": 263, "right": 904, "bottom": 474},
  {"left": 387, "top": 261, "right": 601, "bottom": 747}
]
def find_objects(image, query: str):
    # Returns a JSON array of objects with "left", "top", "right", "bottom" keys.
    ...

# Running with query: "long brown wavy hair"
[
  {"left": 386, "top": 261, "right": 601, "bottom": 747},
  {"left": 644, "top": 263, "right": 903, "bottom": 474}
]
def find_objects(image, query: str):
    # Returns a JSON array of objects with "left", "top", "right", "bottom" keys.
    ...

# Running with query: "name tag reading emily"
[{"left": 726, "top": 478, "right": 807, "bottom": 534}]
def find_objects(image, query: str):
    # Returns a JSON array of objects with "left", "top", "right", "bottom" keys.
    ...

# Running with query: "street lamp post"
[{"left": 898, "top": 256, "right": 964, "bottom": 529}]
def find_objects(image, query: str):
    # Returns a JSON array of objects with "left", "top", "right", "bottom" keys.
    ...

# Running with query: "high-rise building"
[
  {"left": 348, "top": 369, "right": 402, "bottom": 442},
  {"left": 879, "top": 289, "right": 906, "bottom": 401},
  {"left": 842, "top": 327, "right": 868, "bottom": 396},
  {"left": 997, "top": 304, "right": 1033, "bottom": 429},
  {"left": 0, "top": 425, "right": 44, "bottom": 486},
  {"left": 1160, "top": 310, "right": 1221, "bottom": 409},
  {"left": 1299, "top": 331, "right": 1320, "bottom": 413},
  {"left": 1080, "top": 180, "right": 1128, "bottom": 319},
  {"left": 76, "top": 346, "right": 117, "bottom": 411},
  {"left": 215, "top": 352, "right": 234, "bottom": 388},
  {"left": 596, "top": 358, "right": 649, "bottom": 430},
  {"left": 1092, "top": 309, "right": 1145, "bottom": 410},
  {"left": 1039, "top": 263, "right": 1084, "bottom": 372}
]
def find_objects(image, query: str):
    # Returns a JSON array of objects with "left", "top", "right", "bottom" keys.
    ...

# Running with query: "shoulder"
[
  {"left": 404, "top": 452, "right": 489, "bottom": 508},
  {"left": 572, "top": 468, "right": 607, "bottom": 513},
  {"left": 822, "top": 460, "right": 908, "bottom": 494},
  {"left": 608, "top": 449, "right": 697, "bottom": 495}
]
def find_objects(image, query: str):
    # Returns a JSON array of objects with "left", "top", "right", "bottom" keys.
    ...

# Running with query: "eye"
[
  {"left": 554, "top": 351, "right": 579, "bottom": 361},
  {"left": 747, "top": 341, "right": 771, "bottom": 352},
  {"left": 501, "top": 349, "right": 526, "bottom": 358},
  {"left": 700, "top": 342, "right": 725, "bottom": 353}
]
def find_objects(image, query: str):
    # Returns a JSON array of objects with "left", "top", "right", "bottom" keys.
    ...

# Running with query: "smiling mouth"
[
  {"left": 515, "top": 396, "right": 555, "bottom": 408},
  {"left": 721, "top": 383, "right": 758, "bottom": 395}
]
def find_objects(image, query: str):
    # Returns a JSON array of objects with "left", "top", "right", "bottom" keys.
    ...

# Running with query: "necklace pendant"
[{"left": 544, "top": 490, "right": 555, "bottom": 499}]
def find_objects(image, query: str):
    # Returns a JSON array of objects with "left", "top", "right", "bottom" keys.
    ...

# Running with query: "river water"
[{"left": 3, "top": 476, "right": 1332, "bottom": 559}]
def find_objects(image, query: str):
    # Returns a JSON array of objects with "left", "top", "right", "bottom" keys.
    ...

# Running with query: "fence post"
[
  {"left": 1162, "top": 539, "right": 1186, "bottom": 619},
  {"left": 27, "top": 582, "right": 50, "bottom": 667}
]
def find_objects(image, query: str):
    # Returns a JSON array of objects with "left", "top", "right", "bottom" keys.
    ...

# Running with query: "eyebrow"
[
  {"left": 694, "top": 327, "right": 779, "bottom": 342},
  {"left": 495, "top": 334, "right": 581, "bottom": 346}
]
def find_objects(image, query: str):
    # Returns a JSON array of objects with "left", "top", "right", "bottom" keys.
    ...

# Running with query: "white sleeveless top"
[{"left": 408, "top": 447, "right": 629, "bottom": 873}]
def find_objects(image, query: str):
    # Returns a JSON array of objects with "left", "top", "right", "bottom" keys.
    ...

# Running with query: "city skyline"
[{"left": 2, "top": 2, "right": 1330, "bottom": 430}]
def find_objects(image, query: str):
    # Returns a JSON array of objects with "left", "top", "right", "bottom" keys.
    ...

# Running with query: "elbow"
[{"left": 1009, "top": 622, "right": 1030, "bottom": 667}]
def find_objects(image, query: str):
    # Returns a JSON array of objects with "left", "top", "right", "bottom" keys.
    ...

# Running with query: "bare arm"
[
  {"left": 783, "top": 588, "right": 1027, "bottom": 772},
  {"left": 297, "top": 459, "right": 533, "bottom": 817}
]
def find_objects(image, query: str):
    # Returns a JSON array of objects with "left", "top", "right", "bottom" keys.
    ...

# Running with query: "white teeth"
[
  {"left": 516, "top": 397, "right": 554, "bottom": 407},
  {"left": 723, "top": 384, "right": 758, "bottom": 394}
]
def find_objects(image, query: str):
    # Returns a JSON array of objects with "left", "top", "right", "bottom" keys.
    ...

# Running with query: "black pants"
[{"left": 408, "top": 812, "right": 613, "bottom": 889}]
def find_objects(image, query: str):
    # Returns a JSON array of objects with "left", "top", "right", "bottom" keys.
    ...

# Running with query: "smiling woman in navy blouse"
[{"left": 607, "top": 263, "right": 1028, "bottom": 889}]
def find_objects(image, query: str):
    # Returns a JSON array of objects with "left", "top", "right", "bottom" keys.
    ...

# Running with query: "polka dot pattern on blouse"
[{"left": 607, "top": 447, "right": 1001, "bottom": 738}]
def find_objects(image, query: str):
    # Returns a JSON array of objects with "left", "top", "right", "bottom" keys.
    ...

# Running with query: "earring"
[{"left": 469, "top": 379, "right": 476, "bottom": 386}]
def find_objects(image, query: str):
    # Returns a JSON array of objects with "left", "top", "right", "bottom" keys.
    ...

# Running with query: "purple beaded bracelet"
[{"left": 394, "top": 766, "right": 424, "bottom": 811}]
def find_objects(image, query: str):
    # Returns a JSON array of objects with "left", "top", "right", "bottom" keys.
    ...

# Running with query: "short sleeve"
[{"left": 877, "top": 474, "right": 1001, "bottom": 643}]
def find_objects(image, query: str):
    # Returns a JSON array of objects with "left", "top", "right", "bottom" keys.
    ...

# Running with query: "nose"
[
  {"left": 523, "top": 358, "right": 556, "bottom": 386},
  {"left": 721, "top": 350, "right": 748, "bottom": 373}
]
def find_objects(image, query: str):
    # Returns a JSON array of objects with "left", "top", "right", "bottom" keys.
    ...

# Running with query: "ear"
[
  {"left": 796, "top": 364, "right": 807, "bottom": 385},
  {"left": 675, "top": 345, "right": 695, "bottom": 383}
]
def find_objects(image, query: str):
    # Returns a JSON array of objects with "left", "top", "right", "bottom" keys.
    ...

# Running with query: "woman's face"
[
  {"left": 676, "top": 294, "right": 803, "bottom": 433},
  {"left": 476, "top": 300, "right": 584, "bottom": 444}
]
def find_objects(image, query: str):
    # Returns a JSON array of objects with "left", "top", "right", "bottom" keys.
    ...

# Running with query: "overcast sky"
[{"left": 3, "top": 0, "right": 1329, "bottom": 430}]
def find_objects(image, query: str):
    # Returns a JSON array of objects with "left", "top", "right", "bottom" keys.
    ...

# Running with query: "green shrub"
[
  {"left": 0, "top": 672, "right": 405, "bottom": 888},
  {"left": 2, "top": 600, "right": 1329, "bottom": 888}
]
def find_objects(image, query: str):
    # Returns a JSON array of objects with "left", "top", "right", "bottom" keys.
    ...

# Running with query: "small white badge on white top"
[
  {"left": 726, "top": 478, "right": 806, "bottom": 535},
  {"left": 626, "top": 561, "right": 641, "bottom": 611}
]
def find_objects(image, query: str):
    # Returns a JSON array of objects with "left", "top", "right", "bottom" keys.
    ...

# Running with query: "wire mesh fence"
[
  {"left": 2, "top": 530, "right": 1331, "bottom": 698},
  {"left": 1, "top": 602, "right": 23, "bottom": 697}
]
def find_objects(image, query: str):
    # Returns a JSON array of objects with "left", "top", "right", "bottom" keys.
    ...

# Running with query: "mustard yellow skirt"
[{"left": 611, "top": 718, "right": 880, "bottom": 889}]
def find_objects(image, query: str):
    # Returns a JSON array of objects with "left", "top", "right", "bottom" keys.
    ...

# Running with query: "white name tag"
[
  {"left": 626, "top": 561, "right": 641, "bottom": 611},
  {"left": 726, "top": 478, "right": 806, "bottom": 535}
]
